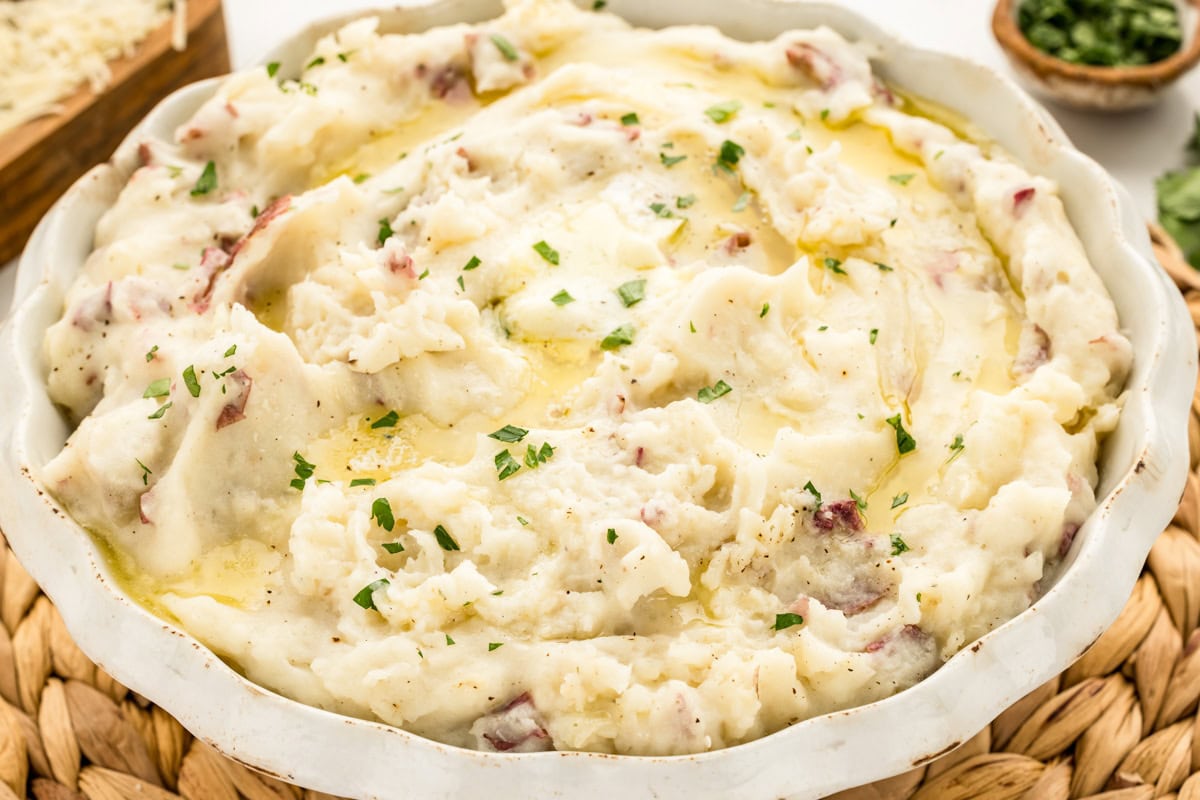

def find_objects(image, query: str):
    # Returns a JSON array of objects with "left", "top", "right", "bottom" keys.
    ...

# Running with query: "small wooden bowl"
[{"left": 993, "top": 0, "right": 1200, "bottom": 110}]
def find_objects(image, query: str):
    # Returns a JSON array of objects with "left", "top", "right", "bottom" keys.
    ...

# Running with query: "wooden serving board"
[{"left": 0, "top": 0, "right": 230, "bottom": 265}]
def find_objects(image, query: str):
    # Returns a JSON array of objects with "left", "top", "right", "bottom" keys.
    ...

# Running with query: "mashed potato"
[{"left": 40, "top": 0, "right": 1130, "bottom": 755}]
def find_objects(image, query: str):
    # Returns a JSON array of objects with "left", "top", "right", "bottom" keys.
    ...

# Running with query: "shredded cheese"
[{"left": 0, "top": 0, "right": 178, "bottom": 135}]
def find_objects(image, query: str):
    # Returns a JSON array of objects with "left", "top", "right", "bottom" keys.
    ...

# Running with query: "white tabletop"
[{"left": 3, "top": 0, "right": 1196, "bottom": 311}]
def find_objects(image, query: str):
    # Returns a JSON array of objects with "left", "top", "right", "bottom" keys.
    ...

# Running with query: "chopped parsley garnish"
[
  {"left": 190, "top": 161, "right": 217, "bottom": 197},
  {"left": 697, "top": 380, "right": 732, "bottom": 403},
  {"left": 434, "top": 524, "right": 461, "bottom": 551},
  {"left": 886, "top": 414, "right": 917, "bottom": 455},
  {"left": 523, "top": 442, "right": 554, "bottom": 469},
  {"left": 490, "top": 33, "right": 520, "bottom": 62},
  {"left": 600, "top": 324, "right": 634, "bottom": 350},
  {"left": 823, "top": 257, "right": 846, "bottom": 275},
  {"left": 350, "top": 478, "right": 376, "bottom": 487},
  {"left": 891, "top": 492, "right": 909, "bottom": 509},
  {"left": 620, "top": 112, "right": 640, "bottom": 126},
  {"left": 889, "top": 173, "right": 916, "bottom": 186},
  {"left": 551, "top": 289, "right": 575, "bottom": 306},
  {"left": 704, "top": 100, "right": 743, "bottom": 124},
  {"left": 787, "top": 129, "right": 804, "bottom": 141},
  {"left": 616, "top": 279, "right": 647, "bottom": 307},
  {"left": 869, "top": 328, "right": 878, "bottom": 345},
  {"left": 250, "top": 205, "right": 259, "bottom": 218},
  {"left": 145, "top": 345, "right": 159, "bottom": 362},
  {"left": 462, "top": 255, "right": 481, "bottom": 271},
  {"left": 517, "top": 516, "right": 530, "bottom": 526},
  {"left": 948, "top": 434, "right": 965, "bottom": 462},
  {"left": 224, "top": 344, "right": 237, "bottom": 357},
  {"left": 338, "top": 52, "right": 352, "bottom": 62},
  {"left": 495, "top": 449, "right": 522, "bottom": 480},
  {"left": 382, "top": 541, "right": 405, "bottom": 554},
  {"left": 817, "top": 325, "right": 828, "bottom": 331},
  {"left": 875, "top": 262, "right": 894, "bottom": 272},
  {"left": 820, "top": 108, "right": 830, "bottom": 121},
  {"left": 593, "top": 0, "right": 606, "bottom": 8},
  {"left": 353, "top": 173, "right": 370, "bottom": 184},
  {"left": 418, "top": 268, "right": 430, "bottom": 280},
  {"left": 136, "top": 459, "right": 152, "bottom": 486},
  {"left": 212, "top": 365, "right": 237, "bottom": 379},
  {"left": 371, "top": 410, "right": 399, "bottom": 429},
  {"left": 488, "top": 425, "right": 528, "bottom": 443},
  {"left": 266, "top": 62, "right": 281, "bottom": 78},
  {"left": 607, "top": 528, "right": 618, "bottom": 544},
  {"left": 890, "top": 534, "right": 910, "bottom": 556},
  {"left": 353, "top": 579, "right": 389, "bottom": 611},
  {"left": 849, "top": 488, "right": 867, "bottom": 510},
  {"left": 371, "top": 498, "right": 396, "bottom": 532},
  {"left": 732, "top": 191, "right": 751, "bottom": 212},
  {"left": 649, "top": 202, "right": 674, "bottom": 219},
  {"left": 147, "top": 402, "right": 172, "bottom": 420},
  {"left": 676, "top": 194, "right": 697, "bottom": 209},
  {"left": 803, "top": 480, "right": 822, "bottom": 507},
  {"left": 306, "top": 56, "right": 325, "bottom": 69},
  {"left": 445, "top": 634, "right": 456, "bottom": 645},
  {"left": 456, "top": 275, "right": 465, "bottom": 291},
  {"left": 916, "top": 592, "right": 923, "bottom": 602},
  {"left": 172, "top": 263, "right": 190, "bottom": 270},
  {"left": 488, "top": 642, "right": 504, "bottom": 651},
  {"left": 143, "top": 378, "right": 171, "bottom": 399},
  {"left": 716, "top": 139, "right": 745, "bottom": 172},
  {"left": 377, "top": 218, "right": 394, "bottom": 247},
  {"left": 689, "top": 320, "right": 697, "bottom": 333},
  {"left": 760, "top": 303, "right": 770, "bottom": 318},
  {"left": 290, "top": 452, "right": 316, "bottom": 490},
  {"left": 774, "top": 613, "right": 804, "bottom": 631},
  {"left": 533, "top": 240, "right": 560, "bottom": 265},
  {"left": 181, "top": 365, "right": 201, "bottom": 398},
  {"left": 660, "top": 153, "right": 687, "bottom": 168}
]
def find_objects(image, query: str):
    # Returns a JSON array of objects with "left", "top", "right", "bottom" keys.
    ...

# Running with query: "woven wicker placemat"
[{"left": 0, "top": 224, "right": 1195, "bottom": 800}]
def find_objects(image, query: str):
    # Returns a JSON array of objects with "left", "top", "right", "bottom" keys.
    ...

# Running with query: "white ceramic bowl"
[{"left": 0, "top": 2, "right": 1194, "bottom": 798}]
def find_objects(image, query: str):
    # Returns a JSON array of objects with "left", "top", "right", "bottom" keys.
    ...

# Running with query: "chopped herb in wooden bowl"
[{"left": 1018, "top": 0, "right": 1183, "bottom": 67}]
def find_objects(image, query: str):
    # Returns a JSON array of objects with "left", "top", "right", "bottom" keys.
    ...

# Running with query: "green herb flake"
[
  {"left": 456, "top": 275, "right": 465, "bottom": 291},
  {"left": 172, "top": 263, "right": 190, "bottom": 271},
  {"left": 875, "top": 262, "right": 894, "bottom": 272},
  {"left": 418, "top": 268, "right": 430, "bottom": 280},
  {"left": 462, "top": 255, "right": 482, "bottom": 272},
  {"left": 182, "top": 366, "right": 201, "bottom": 398},
  {"left": 434, "top": 524, "right": 461, "bottom": 551},
  {"left": 676, "top": 194, "right": 697, "bottom": 209},
  {"left": 890, "top": 534, "right": 910, "bottom": 556},
  {"left": 891, "top": 492, "right": 909, "bottom": 509},
  {"left": 697, "top": 379, "right": 732, "bottom": 404},
  {"left": 620, "top": 112, "right": 640, "bottom": 126},
  {"left": 190, "top": 161, "right": 217, "bottom": 197},
  {"left": 704, "top": 99, "right": 743, "bottom": 124},
  {"left": 1018, "top": 0, "right": 1182, "bottom": 67},
  {"left": 494, "top": 449, "right": 522, "bottom": 481},
  {"left": 382, "top": 541, "right": 405, "bottom": 554},
  {"left": 224, "top": 344, "right": 237, "bottom": 357},
  {"left": 550, "top": 289, "right": 575, "bottom": 306},
  {"left": 820, "top": 108, "right": 830, "bottom": 121},
  {"left": 886, "top": 414, "right": 917, "bottom": 455},
  {"left": 607, "top": 527, "right": 618, "bottom": 544},
  {"left": 136, "top": 459, "right": 152, "bottom": 486},
  {"left": 660, "top": 153, "right": 688, "bottom": 168},
  {"left": 849, "top": 488, "right": 868, "bottom": 511},
  {"left": 350, "top": 478, "right": 377, "bottom": 487},
  {"left": 490, "top": 33, "right": 519, "bottom": 62},
  {"left": 143, "top": 378, "right": 171, "bottom": 399},
  {"left": 533, "top": 240, "right": 560, "bottom": 265},
  {"left": 773, "top": 613, "right": 804, "bottom": 631},
  {"left": 689, "top": 320, "right": 697, "bottom": 333},
  {"left": 517, "top": 516, "right": 530, "bottom": 526},
  {"left": 377, "top": 218, "right": 394, "bottom": 247},
  {"left": 717, "top": 139, "right": 745, "bottom": 171},
  {"left": 616, "top": 279, "right": 647, "bottom": 307},
  {"left": 732, "top": 191, "right": 751, "bottom": 212},
  {"left": 266, "top": 62, "right": 280, "bottom": 78},
  {"left": 371, "top": 410, "right": 400, "bottom": 429},
  {"left": 488, "top": 424, "right": 529, "bottom": 443},
  {"left": 147, "top": 402, "right": 172, "bottom": 420},
  {"left": 338, "top": 52, "right": 351, "bottom": 63},
  {"left": 371, "top": 498, "right": 396, "bottom": 532},
  {"left": 869, "top": 328, "right": 878, "bottom": 345},
  {"left": 823, "top": 257, "right": 846, "bottom": 275},
  {"left": 352, "top": 578, "right": 390, "bottom": 611},
  {"left": 145, "top": 345, "right": 159, "bottom": 362},
  {"left": 817, "top": 325, "right": 828, "bottom": 331},
  {"left": 916, "top": 592, "right": 923, "bottom": 602},
  {"left": 353, "top": 173, "right": 370, "bottom": 184},
  {"left": 649, "top": 202, "right": 674, "bottom": 219},
  {"left": 600, "top": 324, "right": 635, "bottom": 351},
  {"left": 787, "top": 129, "right": 804, "bottom": 141},
  {"left": 803, "top": 480, "right": 822, "bottom": 508},
  {"left": 593, "top": 0, "right": 606, "bottom": 7},
  {"left": 306, "top": 56, "right": 325, "bottom": 69},
  {"left": 445, "top": 634, "right": 456, "bottom": 645},
  {"left": 889, "top": 173, "right": 916, "bottom": 186},
  {"left": 760, "top": 303, "right": 770, "bottom": 318},
  {"left": 290, "top": 452, "right": 316, "bottom": 491},
  {"left": 488, "top": 642, "right": 504, "bottom": 651}
]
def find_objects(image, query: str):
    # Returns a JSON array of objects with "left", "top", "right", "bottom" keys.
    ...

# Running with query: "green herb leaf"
[
  {"left": 875, "top": 262, "right": 894, "bottom": 272},
  {"left": 371, "top": 410, "right": 399, "bottom": 429},
  {"left": 660, "top": 153, "right": 688, "bottom": 168},
  {"left": 697, "top": 379, "right": 732, "bottom": 403},
  {"left": 434, "top": 524, "right": 460, "bottom": 551},
  {"left": 190, "top": 161, "right": 217, "bottom": 196},
  {"left": 849, "top": 488, "right": 867, "bottom": 511},
  {"left": 143, "top": 378, "right": 171, "bottom": 399},
  {"left": 551, "top": 289, "right": 575, "bottom": 306},
  {"left": 350, "top": 478, "right": 376, "bottom": 487},
  {"left": 889, "top": 173, "right": 916, "bottom": 186},
  {"left": 533, "top": 240, "right": 560, "bottom": 265},
  {"left": 620, "top": 112, "right": 640, "bottom": 126},
  {"left": 676, "top": 194, "right": 697, "bottom": 209},
  {"left": 181, "top": 366, "right": 200, "bottom": 398},
  {"left": 649, "top": 202, "right": 674, "bottom": 219},
  {"left": 490, "top": 33, "right": 520, "bottom": 62},
  {"left": 224, "top": 344, "right": 237, "bottom": 357},
  {"left": 890, "top": 533, "right": 910, "bottom": 556},
  {"left": 732, "top": 191, "right": 751, "bottom": 212},
  {"left": 456, "top": 275, "right": 465, "bottom": 291},
  {"left": 820, "top": 108, "right": 830, "bottom": 121},
  {"left": 803, "top": 480, "right": 822, "bottom": 508},
  {"left": 494, "top": 449, "right": 522, "bottom": 480},
  {"left": 147, "top": 402, "right": 172, "bottom": 420},
  {"left": 488, "top": 425, "right": 529, "bottom": 443},
  {"left": 353, "top": 578, "right": 390, "bottom": 610},
  {"left": 517, "top": 516, "right": 530, "bottom": 526},
  {"left": 145, "top": 345, "right": 158, "bottom": 362},
  {"left": 593, "top": 0, "right": 606, "bottom": 8},
  {"left": 869, "top": 328, "right": 878, "bottom": 345},
  {"left": 377, "top": 218, "right": 394, "bottom": 247},
  {"left": 773, "top": 612, "right": 804, "bottom": 631},
  {"left": 266, "top": 62, "right": 281, "bottom": 78},
  {"left": 382, "top": 541, "right": 404, "bottom": 554},
  {"left": 607, "top": 527, "right": 618, "bottom": 544},
  {"left": 704, "top": 99, "right": 743, "bottom": 124},
  {"left": 371, "top": 498, "right": 396, "bottom": 532},
  {"left": 462, "top": 255, "right": 481, "bottom": 271},
  {"left": 886, "top": 414, "right": 917, "bottom": 455},
  {"left": 290, "top": 452, "right": 316, "bottom": 491},
  {"left": 823, "top": 257, "right": 846, "bottom": 275},
  {"left": 600, "top": 324, "right": 634, "bottom": 350},
  {"left": 891, "top": 492, "right": 909, "bottom": 509},
  {"left": 488, "top": 642, "right": 504, "bottom": 651},
  {"left": 717, "top": 139, "right": 745, "bottom": 171},
  {"left": 689, "top": 320, "right": 697, "bottom": 333},
  {"left": 136, "top": 459, "right": 152, "bottom": 485},
  {"left": 949, "top": 433, "right": 965, "bottom": 452},
  {"left": 760, "top": 303, "right": 770, "bottom": 318},
  {"left": 446, "top": 634, "right": 456, "bottom": 645},
  {"left": 616, "top": 279, "right": 647, "bottom": 307},
  {"left": 306, "top": 56, "right": 325, "bottom": 69}
]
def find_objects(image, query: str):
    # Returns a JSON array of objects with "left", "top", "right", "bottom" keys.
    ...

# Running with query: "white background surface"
[{"left": 2, "top": 0, "right": 1197, "bottom": 310}]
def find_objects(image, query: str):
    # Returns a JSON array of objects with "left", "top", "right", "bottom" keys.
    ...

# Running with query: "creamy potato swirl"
[{"left": 41, "top": 0, "right": 1130, "bottom": 755}]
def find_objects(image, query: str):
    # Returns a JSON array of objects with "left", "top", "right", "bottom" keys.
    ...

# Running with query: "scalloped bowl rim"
[{"left": 0, "top": 1, "right": 1193, "bottom": 798}]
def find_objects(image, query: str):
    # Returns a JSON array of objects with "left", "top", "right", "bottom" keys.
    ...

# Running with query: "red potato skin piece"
[
  {"left": 215, "top": 370, "right": 252, "bottom": 430},
  {"left": 812, "top": 500, "right": 863, "bottom": 533},
  {"left": 1013, "top": 186, "right": 1036, "bottom": 217},
  {"left": 228, "top": 194, "right": 293, "bottom": 260},
  {"left": 478, "top": 693, "right": 553, "bottom": 753},
  {"left": 786, "top": 42, "right": 843, "bottom": 89}
]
